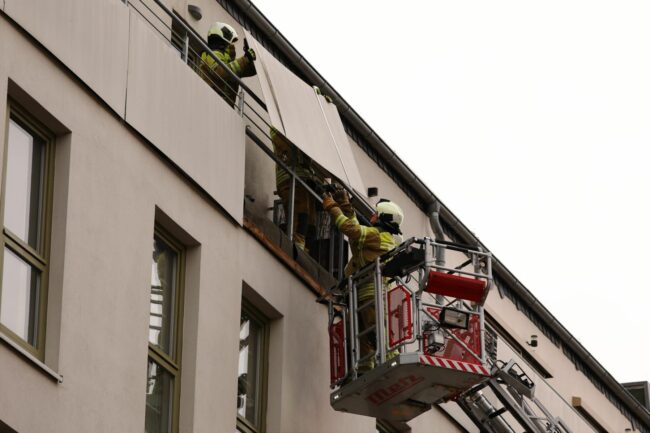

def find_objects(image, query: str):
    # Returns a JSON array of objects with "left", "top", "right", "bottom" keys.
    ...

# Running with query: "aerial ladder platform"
[
  {"left": 326, "top": 237, "right": 492, "bottom": 421},
  {"left": 326, "top": 237, "right": 574, "bottom": 432}
]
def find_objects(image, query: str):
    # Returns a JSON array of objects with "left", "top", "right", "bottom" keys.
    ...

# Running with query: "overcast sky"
[{"left": 251, "top": 0, "right": 650, "bottom": 383}]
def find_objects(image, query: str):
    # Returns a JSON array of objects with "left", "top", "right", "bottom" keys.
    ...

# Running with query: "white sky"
[{"left": 251, "top": 0, "right": 650, "bottom": 383}]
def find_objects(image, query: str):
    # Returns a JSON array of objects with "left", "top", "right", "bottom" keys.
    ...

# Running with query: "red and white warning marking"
[{"left": 419, "top": 354, "right": 490, "bottom": 376}]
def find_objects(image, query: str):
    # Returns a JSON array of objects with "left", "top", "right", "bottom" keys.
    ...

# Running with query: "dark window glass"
[
  {"left": 145, "top": 229, "right": 183, "bottom": 433},
  {"left": 145, "top": 359, "right": 174, "bottom": 433},
  {"left": 150, "top": 236, "right": 178, "bottom": 356},
  {"left": 237, "top": 306, "right": 266, "bottom": 431}
]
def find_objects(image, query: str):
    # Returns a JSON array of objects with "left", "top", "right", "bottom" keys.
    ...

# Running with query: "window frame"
[
  {"left": 236, "top": 300, "right": 269, "bottom": 433},
  {"left": 146, "top": 226, "right": 186, "bottom": 433},
  {"left": 0, "top": 100, "right": 55, "bottom": 360}
]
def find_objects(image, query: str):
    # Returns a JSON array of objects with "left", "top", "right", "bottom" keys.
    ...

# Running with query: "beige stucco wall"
[
  {"left": 0, "top": 13, "right": 245, "bottom": 432},
  {"left": 486, "top": 287, "right": 633, "bottom": 431},
  {"left": 350, "top": 137, "right": 434, "bottom": 240},
  {"left": 409, "top": 406, "right": 465, "bottom": 433},
  {"left": 0, "top": 0, "right": 643, "bottom": 432}
]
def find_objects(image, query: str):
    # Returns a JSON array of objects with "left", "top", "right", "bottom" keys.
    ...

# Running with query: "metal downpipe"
[{"left": 427, "top": 200, "right": 446, "bottom": 304}]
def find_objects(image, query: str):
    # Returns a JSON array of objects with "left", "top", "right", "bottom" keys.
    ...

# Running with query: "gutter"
[{"left": 228, "top": 0, "right": 650, "bottom": 427}]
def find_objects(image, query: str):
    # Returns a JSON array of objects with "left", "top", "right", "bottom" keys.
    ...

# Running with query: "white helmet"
[
  {"left": 207, "top": 22, "right": 239, "bottom": 44},
  {"left": 376, "top": 200, "right": 404, "bottom": 227}
]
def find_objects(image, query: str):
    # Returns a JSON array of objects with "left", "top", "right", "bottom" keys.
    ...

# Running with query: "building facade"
[{"left": 0, "top": 0, "right": 648, "bottom": 432}]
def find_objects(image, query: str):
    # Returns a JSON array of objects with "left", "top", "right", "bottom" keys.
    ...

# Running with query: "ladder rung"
[
  {"left": 356, "top": 299, "right": 375, "bottom": 313},
  {"left": 357, "top": 351, "right": 376, "bottom": 364},
  {"left": 488, "top": 407, "right": 508, "bottom": 419},
  {"left": 357, "top": 325, "right": 376, "bottom": 338}
]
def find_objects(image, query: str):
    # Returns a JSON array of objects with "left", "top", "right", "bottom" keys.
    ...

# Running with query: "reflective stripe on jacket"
[
  {"left": 328, "top": 205, "right": 396, "bottom": 301},
  {"left": 200, "top": 49, "right": 255, "bottom": 106},
  {"left": 271, "top": 128, "right": 316, "bottom": 187}
]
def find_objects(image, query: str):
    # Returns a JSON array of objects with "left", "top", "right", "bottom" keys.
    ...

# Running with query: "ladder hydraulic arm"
[{"left": 458, "top": 359, "right": 573, "bottom": 433}]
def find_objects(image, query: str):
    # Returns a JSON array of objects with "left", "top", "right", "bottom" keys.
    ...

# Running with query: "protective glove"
[
  {"left": 322, "top": 193, "right": 338, "bottom": 212},
  {"left": 245, "top": 47, "right": 256, "bottom": 61},
  {"left": 333, "top": 188, "right": 349, "bottom": 206},
  {"left": 334, "top": 188, "right": 354, "bottom": 217},
  {"left": 226, "top": 44, "right": 236, "bottom": 59}
]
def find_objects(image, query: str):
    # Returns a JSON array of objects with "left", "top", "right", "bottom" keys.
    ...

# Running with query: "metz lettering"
[{"left": 365, "top": 375, "right": 425, "bottom": 405}]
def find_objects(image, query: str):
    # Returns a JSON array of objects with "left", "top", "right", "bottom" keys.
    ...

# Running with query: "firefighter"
[
  {"left": 271, "top": 128, "right": 318, "bottom": 252},
  {"left": 200, "top": 22, "right": 256, "bottom": 107},
  {"left": 322, "top": 189, "right": 403, "bottom": 372}
]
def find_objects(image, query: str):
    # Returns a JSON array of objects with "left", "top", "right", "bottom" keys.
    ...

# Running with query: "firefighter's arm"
[
  {"left": 201, "top": 51, "right": 250, "bottom": 82},
  {"left": 201, "top": 60, "right": 232, "bottom": 87},
  {"left": 236, "top": 54, "right": 257, "bottom": 78},
  {"left": 271, "top": 127, "right": 290, "bottom": 156},
  {"left": 231, "top": 46, "right": 257, "bottom": 78},
  {"left": 238, "top": 40, "right": 257, "bottom": 78},
  {"left": 323, "top": 194, "right": 363, "bottom": 241}
]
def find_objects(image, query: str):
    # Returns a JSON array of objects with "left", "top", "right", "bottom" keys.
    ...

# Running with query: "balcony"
[{"left": 125, "top": 0, "right": 375, "bottom": 293}]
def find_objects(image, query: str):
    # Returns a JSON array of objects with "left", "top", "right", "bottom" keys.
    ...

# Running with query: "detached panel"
[
  {"left": 246, "top": 30, "right": 365, "bottom": 194},
  {"left": 126, "top": 11, "right": 245, "bottom": 223},
  {"left": 318, "top": 96, "right": 366, "bottom": 195},
  {"left": 4, "top": 0, "right": 129, "bottom": 116}
]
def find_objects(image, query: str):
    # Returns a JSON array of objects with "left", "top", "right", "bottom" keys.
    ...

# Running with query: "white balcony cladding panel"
[
  {"left": 245, "top": 31, "right": 366, "bottom": 195},
  {"left": 125, "top": 10, "right": 246, "bottom": 223},
  {"left": 3, "top": 0, "right": 129, "bottom": 116}
]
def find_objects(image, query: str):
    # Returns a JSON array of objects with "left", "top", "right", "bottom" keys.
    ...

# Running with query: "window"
[
  {"left": 623, "top": 381, "right": 650, "bottom": 410},
  {"left": 0, "top": 104, "right": 54, "bottom": 359},
  {"left": 146, "top": 228, "right": 185, "bottom": 433},
  {"left": 237, "top": 301, "right": 268, "bottom": 433}
]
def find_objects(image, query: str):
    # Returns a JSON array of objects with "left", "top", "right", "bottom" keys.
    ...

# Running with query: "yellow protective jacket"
[
  {"left": 200, "top": 49, "right": 255, "bottom": 107},
  {"left": 270, "top": 128, "right": 316, "bottom": 187},
  {"left": 325, "top": 199, "right": 396, "bottom": 301}
]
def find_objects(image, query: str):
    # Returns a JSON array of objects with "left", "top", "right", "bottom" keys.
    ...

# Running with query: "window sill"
[
  {"left": 0, "top": 331, "right": 63, "bottom": 383},
  {"left": 236, "top": 415, "right": 261, "bottom": 433}
]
